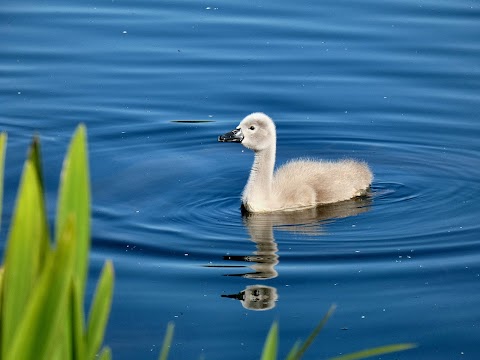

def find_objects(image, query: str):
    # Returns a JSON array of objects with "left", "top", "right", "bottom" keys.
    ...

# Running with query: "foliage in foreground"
[
  {"left": 0, "top": 128, "right": 113, "bottom": 360},
  {"left": 155, "top": 305, "right": 415, "bottom": 360},
  {"left": 258, "top": 305, "right": 415, "bottom": 360},
  {"left": 0, "top": 127, "right": 415, "bottom": 360}
]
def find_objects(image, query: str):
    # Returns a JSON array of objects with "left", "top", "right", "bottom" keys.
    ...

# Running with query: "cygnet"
[{"left": 218, "top": 113, "right": 373, "bottom": 213}]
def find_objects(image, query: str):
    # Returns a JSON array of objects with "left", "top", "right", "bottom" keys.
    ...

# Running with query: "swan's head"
[{"left": 218, "top": 112, "right": 276, "bottom": 152}]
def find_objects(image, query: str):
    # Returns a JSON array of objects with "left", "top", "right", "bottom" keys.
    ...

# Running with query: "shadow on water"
[{"left": 219, "top": 194, "right": 372, "bottom": 311}]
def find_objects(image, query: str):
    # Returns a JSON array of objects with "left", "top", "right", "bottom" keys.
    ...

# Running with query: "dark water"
[{"left": 2, "top": 0, "right": 480, "bottom": 359}]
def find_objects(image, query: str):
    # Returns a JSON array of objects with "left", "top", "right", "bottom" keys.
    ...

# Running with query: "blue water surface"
[{"left": 1, "top": 0, "right": 480, "bottom": 359}]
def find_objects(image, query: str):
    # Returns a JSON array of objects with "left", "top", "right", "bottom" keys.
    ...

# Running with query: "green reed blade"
[
  {"left": 328, "top": 343, "right": 417, "bottom": 360},
  {"left": 55, "top": 124, "right": 91, "bottom": 299},
  {"left": 0, "top": 133, "right": 6, "bottom": 230},
  {"left": 72, "top": 279, "right": 87, "bottom": 360},
  {"left": 0, "top": 267, "right": 4, "bottom": 330},
  {"left": 285, "top": 341, "right": 302, "bottom": 360},
  {"left": 98, "top": 346, "right": 112, "bottom": 360},
  {"left": 158, "top": 322, "right": 175, "bottom": 360},
  {"left": 290, "top": 304, "right": 336, "bottom": 360},
  {"left": 7, "top": 217, "right": 76, "bottom": 360},
  {"left": 87, "top": 261, "right": 114, "bottom": 359},
  {"left": 28, "top": 135, "right": 50, "bottom": 263},
  {"left": 260, "top": 322, "right": 279, "bottom": 360},
  {"left": 1, "top": 161, "right": 48, "bottom": 357}
]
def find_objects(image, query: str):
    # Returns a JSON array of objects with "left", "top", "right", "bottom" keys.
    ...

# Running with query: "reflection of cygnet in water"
[
  {"left": 220, "top": 197, "right": 372, "bottom": 310},
  {"left": 242, "top": 195, "right": 372, "bottom": 235},
  {"left": 224, "top": 217, "right": 279, "bottom": 279},
  {"left": 222, "top": 285, "right": 278, "bottom": 311},
  {"left": 222, "top": 196, "right": 372, "bottom": 280}
]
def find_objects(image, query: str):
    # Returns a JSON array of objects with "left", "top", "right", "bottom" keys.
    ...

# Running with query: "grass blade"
[
  {"left": 27, "top": 136, "right": 45, "bottom": 193},
  {"left": 0, "top": 133, "right": 6, "bottom": 230},
  {"left": 28, "top": 136, "right": 50, "bottom": 263},
  {"left": 87, "top": 261, "right": 114, "bottom": 359},
  {"left": 290, "top": 304, "right": 336, "bottom": 360},
  {"left": 158, "top": 322, "right": 175, "bottom": 360},
  {"left": 55, "top": 124, "right": 91, "bottom": 298},
  {"left": 71, "top": 280, "right": 86, "bottom": 360},
  {"left": 285, "top": 341, "right": 302, "bottom": 360},
  {"left": 260, "top": 322, "right": 279, "bottom": 360},
  {"left": 328, "top": 343, "right": 417, "bottom": 360},
  {"left": 0, "top": 267, "right": 4, "bottom": 329},
  {"left": 1, "top": 161, "right": 48, "bottom": 356},
  {"left": 98, "top": 346, "right": 112, "bottom": 360},
  {"left": 6, "top": 217, "right": 76, "bottom": 360}
]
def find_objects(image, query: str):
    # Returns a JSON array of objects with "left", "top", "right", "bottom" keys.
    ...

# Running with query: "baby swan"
[{"left": 218, "top": 113, "right": 373, "bottom": 213}]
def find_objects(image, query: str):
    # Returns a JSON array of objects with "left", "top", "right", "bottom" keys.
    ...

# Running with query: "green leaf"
[
  {"left": 285, "top": 341, "right": 301, "bottom": 360},
  {"left": 87, "top": 261, "right": 114, "bottom": 359},
  {"left": 0, "top": 132, "right": 6, "bottom": 230},
  {"left": 6, "top": 216, "right": 76, "bottom": 360},
  {"left": 289, "top": 304, "right": 336, "bottom": 360},
  {"left": 0, "top": 267, "right": 4, "bottom": 330},
  {"left": 260, "top": 322, "right": 278, "bottom": 360},
  {"left": 71, "top": 279, "right": 87, "bottom": 360},
  {"left": 27, "top": 135, "right": 51, "bottom": 264},
  {"left": 327, "top": 343, "right": 417, "bottom": 360},
  {"left": 158, "top": 322, "right": 175, "bottom": 360},
  {"left": 1, "top": 161, "right": 48, "bottom": 356},
  {"left": 98, "top": 346, "right": 112, "bottom": 360},
  {"left": 55, "top": 127, "right": 91, "bottom": 360},
  {"left": 27, "top": 136, "right": 45, "bottom": 193},
  {"left": 55, "top": 124, "right": 91, "bottom": 298}
]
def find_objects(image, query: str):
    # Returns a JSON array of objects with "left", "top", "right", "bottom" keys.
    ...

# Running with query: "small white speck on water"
[
  {"left": 184, "top": 253, "right": 189, "bottom": 256},
  {"left": 361, "top": 315, "right": 365, "bottom": 319},
  {"left": 17, "top": 91, "right": 21, "bottom": 95},
  {"left": 122, "top": 30, "right": 127, "bottom": 34}
]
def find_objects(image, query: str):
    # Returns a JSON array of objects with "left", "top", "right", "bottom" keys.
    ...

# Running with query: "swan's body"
[{"left": 218, "top": 113, "right": 373, "bottom": 213}]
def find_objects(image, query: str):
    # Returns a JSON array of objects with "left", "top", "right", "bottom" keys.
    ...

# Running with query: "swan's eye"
[{"left": 249, "top": 126, "right": 255, "bottom": 131}]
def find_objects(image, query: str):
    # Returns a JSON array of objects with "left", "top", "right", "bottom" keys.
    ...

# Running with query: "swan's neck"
[{"left": 243, "top": 144, "right": 276, "bottom": 210}]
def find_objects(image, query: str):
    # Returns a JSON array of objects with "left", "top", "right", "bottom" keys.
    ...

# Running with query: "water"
[{"left": 1, "top": 0, "right": 479, "bottom": 358}]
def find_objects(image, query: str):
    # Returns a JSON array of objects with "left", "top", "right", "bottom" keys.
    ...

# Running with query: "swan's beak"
[{"left": 218, "top": 128, "right": 244, "bottom": 143}]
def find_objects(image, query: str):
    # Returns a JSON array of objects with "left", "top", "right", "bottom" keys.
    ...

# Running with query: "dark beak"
[{"left": 218, "top": 128, "right": 244, "bottom": 143}]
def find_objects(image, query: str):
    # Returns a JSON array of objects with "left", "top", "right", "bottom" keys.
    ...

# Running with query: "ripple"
[
  {"left": 372, "top": 182, "right": 419, "bottom": 204},
  {"left": 90, "top": 114, "right": 480, "bottom": 281}
]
